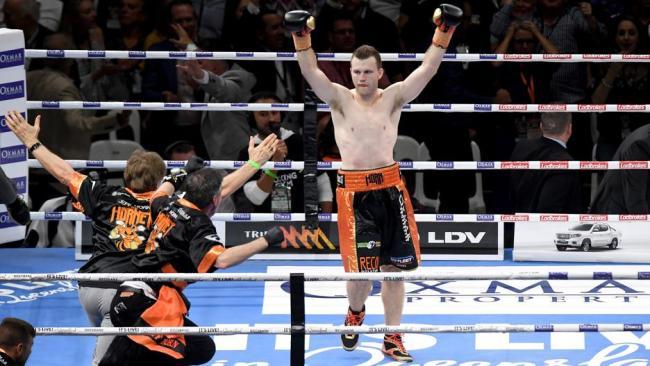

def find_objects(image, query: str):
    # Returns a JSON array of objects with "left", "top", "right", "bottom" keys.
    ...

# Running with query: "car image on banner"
[
  {"left": 514, "top": 220, "right": 650, "bottom": 263},
  {"left": 554, "top": 223, "right": 622, "bottom": 252}
]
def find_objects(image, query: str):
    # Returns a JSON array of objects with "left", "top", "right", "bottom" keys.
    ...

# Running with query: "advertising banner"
[
  {"left": 514, "top": 218, "right": 650, "bottom": 262},
  {"left": 223, "top": 220, "right": 503, "bottom": 260},
  {"left": 78, "top": 219, "right": 503, "bottom": 261},
  {"left": 0, "top": 29, "right": 27, "bottom": 244}
]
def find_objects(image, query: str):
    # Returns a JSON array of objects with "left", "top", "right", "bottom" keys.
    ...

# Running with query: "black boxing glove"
[
  {"left": 285, "top": 10, "right": 315, "bottom": 51},
  {"left": 162, "top": 156, "right": 205, "bottom": 190},
  {"left": 432, "top": 4, "right": 463, "bottom": 48},
  {"left": 263, "top": 226, "right": 285, "bottom": 247}
]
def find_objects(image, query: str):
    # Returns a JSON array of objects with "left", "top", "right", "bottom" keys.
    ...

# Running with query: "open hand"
[
  {"left": 170, "top": 23, "right": 193, "bottom": 50},
  {"left": 248, "top": 134, "right": 280, "bottom": 166},
  {"left": 4, "top": 110, "right": 40, "bottom": 147},
  {"left": 177, "top": 59, "right": 204, "bottom": 80}
]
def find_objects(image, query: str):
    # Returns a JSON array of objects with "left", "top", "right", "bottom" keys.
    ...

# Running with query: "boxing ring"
[
  {"left": 4, "top": 249, "right": 650, "bottom": 365},
  {"left": 1, "top": 45, "right": 650, "bottom": 365}
]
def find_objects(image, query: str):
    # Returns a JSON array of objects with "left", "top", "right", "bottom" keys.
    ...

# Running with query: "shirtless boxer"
[{"left": 285, "top": 4, "right": 462, "bottom": 362}]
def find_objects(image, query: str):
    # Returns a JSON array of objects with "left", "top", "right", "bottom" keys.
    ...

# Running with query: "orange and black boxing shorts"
[{"left": 336, "top": 163, "right": 421, "bottom": 273}]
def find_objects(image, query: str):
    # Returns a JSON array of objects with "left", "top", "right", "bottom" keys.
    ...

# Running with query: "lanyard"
[{"left": 520, "top": 71, "right": 536, "bottom": 103}]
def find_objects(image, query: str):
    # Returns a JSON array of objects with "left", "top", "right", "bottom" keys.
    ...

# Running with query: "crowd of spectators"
[{"left": 2, "top": 0, "right": 650, "bottom": 216}]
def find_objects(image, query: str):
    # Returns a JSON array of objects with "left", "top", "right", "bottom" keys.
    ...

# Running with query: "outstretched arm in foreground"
[
  {"left": 220, "top": 134, "right": 279, "bottom": 198},
  {"left": 216, "top": 226, "right": 285, "bottom": 269},
  {"left": 154, "top": 134, "right": 279, "bottom": 199},
  {"left": 5, "top": 111, "right": 75, "bottom": 185}
]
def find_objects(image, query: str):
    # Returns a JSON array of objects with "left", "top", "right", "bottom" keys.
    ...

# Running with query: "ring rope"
[
  {"left": 26, "top": 159, "right": 649, "bottom": 170},
  {"left": 2, "top": 270, "right": 649, "bottom": 282},
  {"left": 17, "top": 46, "right": 650, "bottom": 360},
  {"left": 23, "top": 50, "right": 650, "bottom": 63},
  {"left": 24, "top": 212, "right": 650, "bottom": 223},
  {"left": 33, "top": 323, "right": 650, "bottom": 336},
  {"left": 25, "top": 101, "right": 650, "bottom": 113}
]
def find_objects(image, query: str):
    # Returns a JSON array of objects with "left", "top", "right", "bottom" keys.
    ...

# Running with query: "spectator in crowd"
[
  {"left": 177, "top": 53, "right": 257, "bottom": 161},
  {"left": 370, "top": 0, "right": 401, "bottom": 24},
  {"left": 490, "top": 0, "right": 537, "bottom": 50},
  {"left": 27, "top": 34, "right": 131, "bottom": 160},
  {"left": 234, "top": 92, "right": 333, "bottom": 214},
  {"left": 244, "top": 10, "right": 301, "bottom": 99},
  {"left": 237, "top": 9, "right": 303, "bottom": 131},
  {"left": 0, "top": 317, "right": 35, "bottom": 366},
  {"left": 191, "top": 0, "right": 227, "bottom": 44},
  {"left": 0, "top": 167, "right": 30, "bottom": 226},
  {"left": 494, "top": 20, "right": 559, "bottom": 64},
  {"left": 535, "top": 0, "right": 608, "bottom": 101},
  {"left": 590, "top": 0, "right": 634, "bottom": 29},
  {"left": 105, "top": 0, "right": 151, "bottom": 51},
  {"left": 510, "top": 113, "right": 583, "bottom": 213},
  {"left": 533, "top": 0, "right": 608, "bottom": 161},
  {"left": 591, "top": 16, "right": 650, "bottom": 161},
  {"left": 316, "top": 0, "right": 403, "bottom": 80},
  {"left": 142, "top": 0, "right": 174, "bottom": 49},
  {"left": 493, "top": 21, "right": 558, "bottom": 140},
  {"left": 317, "top": 14, "right": 390, "bottom": 88},
  {"left": 36, "top": 0, "right": 63, "bottom": 31},
  {"left": 61, "top": 0, "right": 132, "bottom": 108},
  {"left": 493, "top": 21, "right": 557, "bottom": 103},
  {"left": 459, "top": 0, "right": 499, "bottom": 51},
  {"left": 636, "top": 0, "right": 650, "bottom": 37},
  {"left": 590, "top": 124, "right": 650, "bottom": 214},
  {"left": 220, "top": 0, "right": 257, "bottom": 49},
  {"left": 99, "top": 0, "right": 152, "bottom": 103},
  {"left": 26, "top": 33, "right": 131, "bottom": 207},
  {"left": 164, "top": 140, "right": 197, "bottom": 160},
  {"left": 3, "top": 0, "right": 53, "bottom": 69},
  {"left": 141, "top": 0, "right": 205, "bottom": 155}
]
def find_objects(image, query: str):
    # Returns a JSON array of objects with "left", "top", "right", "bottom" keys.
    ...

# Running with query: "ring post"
[{"left": 290, "top": 272, "right": 306, "bottom": 366}]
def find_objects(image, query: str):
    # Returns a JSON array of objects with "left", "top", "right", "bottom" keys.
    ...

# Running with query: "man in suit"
[
  {"left": 141, "top": 0, "right": 205, "bottom": 154},
  {"left": 178, "top": 57, "right": 257, "bottom": 160},
  {"left": 3, "top": 0, "right": 53, "bottom": 70},
  {"left": 510, "top": 112, "right": 582, "bottom": 213},
  {"left": 590, "top": 124, "right": 650, "bottom": 214},
  {"left": 27, "top": 33, "right": 130, "bottom": 160},
  {"left": 27, "top": 33, "right": 130, "bottom": 208}
]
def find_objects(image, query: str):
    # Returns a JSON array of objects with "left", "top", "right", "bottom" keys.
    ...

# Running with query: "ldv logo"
[{"left": 428, "top": 231, "right": 486, "bottom": 244}]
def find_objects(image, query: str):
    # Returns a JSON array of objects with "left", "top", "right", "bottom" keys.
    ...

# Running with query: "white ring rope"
[
  {"left": 23, "top": 50, "right": 650, "bottom": 63},
  {"left": 26, "top": 159, "right": 650, "bottom": 170},
  {"left": 25, "top": 101, "right": 650, "bottom": 113},
  {"left": 33, "top": 323, "right": 650, "bottom": 336},
  {"left": 24, "top": 212, "right": 650, "bottom": 223},
  {"left": 16, "top": 49, "right": 650, "bottom": 346},
  {"left": 2, "top": 270, "right": 649, "bottom": 282}
]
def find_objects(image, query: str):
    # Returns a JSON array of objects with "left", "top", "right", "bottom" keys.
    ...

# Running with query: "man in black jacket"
[
  {"left": 510, "top": 112, "right": 582, "bottom": 213},
  {"left": 590, "top": 124, "right": 650, "bottom": 214}
]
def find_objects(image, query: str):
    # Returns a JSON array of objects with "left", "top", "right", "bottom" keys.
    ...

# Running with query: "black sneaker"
[
  {"left": 341, "top": 305, "right": 365, "bottom": 351},
  {"left": 382, "top": 333, "right": 413, "bottom": 362}
]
